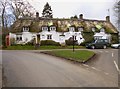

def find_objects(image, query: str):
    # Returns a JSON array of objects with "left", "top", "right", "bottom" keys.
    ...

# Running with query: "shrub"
[
  {"left": 10, "top": 38, "right": 16, "bottom": 46},
  {"left": 25, "top": 38, "right": 36, "bottom": 46},
  {"left": 111, "top": 33, "right": 119, "bottom": 44},
  {"left": 81, "top": 32, "right": 94, "bottom": 46},
  {"left": 65, "top": 38, "right": 78, "bottom": 46},
  {"left": 40, "top": 40, "right": 60, "bottom": 46}
]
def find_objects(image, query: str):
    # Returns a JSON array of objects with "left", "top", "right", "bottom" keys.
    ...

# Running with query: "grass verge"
[
  {"left": 41, "top": 50, "right": 95, "bottom": 63},
  {"left": 3, "top": 45, "right": 85, "bottom": 50}
]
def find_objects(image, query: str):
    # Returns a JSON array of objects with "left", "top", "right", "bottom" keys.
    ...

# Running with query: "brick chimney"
[
  {"left": 106, "top": 16, "right": 110, "bottom": 22},
  {"left": 36, "top": 12, "right": 39, "bottom": 18},
  {"left": 79, "top": 14, "right": 83, "bottom": 19}
]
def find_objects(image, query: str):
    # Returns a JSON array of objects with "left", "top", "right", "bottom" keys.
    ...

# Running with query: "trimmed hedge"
[
  {"left": 40, "top": 40, "right": 60, "bottom": 46},
  {"left": 65, "top": 39, "right": 78, "bottom": 46}
]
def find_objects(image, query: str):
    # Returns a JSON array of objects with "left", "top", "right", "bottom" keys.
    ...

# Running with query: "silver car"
[{"left": 111, "top": 43, "right": 120, "bottom": 49}]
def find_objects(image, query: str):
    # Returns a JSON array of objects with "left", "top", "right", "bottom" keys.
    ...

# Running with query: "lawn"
[
  {"left": 4, "top": 45, "right": 85, "bottom": 50},
  {"left": 42, "top": 50, "right": 95, "bottom": 63}
]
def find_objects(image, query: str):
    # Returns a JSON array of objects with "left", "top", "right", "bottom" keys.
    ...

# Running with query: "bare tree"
[
  {"left": 0, "top": 0, "right": 36, "bottom": 46},
  {"left": 0, "top": 0, "right": 36, "bottom": 29},
  {"left": 0, "top": 0, "right": 10, "bottom": 30},
  {"left": 10, "top": 0, "right": 36, "bottom": 20}
]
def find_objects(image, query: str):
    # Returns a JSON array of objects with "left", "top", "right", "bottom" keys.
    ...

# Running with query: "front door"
[{"left": 37, "top": 34, "right": 40, "bottom": 44}]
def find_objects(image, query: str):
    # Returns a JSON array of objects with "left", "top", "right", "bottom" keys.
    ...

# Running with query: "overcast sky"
[{"left": 27, "top": 0, "right": 117, "bottom": 26}]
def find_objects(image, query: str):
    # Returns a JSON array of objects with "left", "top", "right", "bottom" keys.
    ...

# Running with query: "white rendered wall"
[{"left": 10, "top": 31, "right": 84, "bottom": 45}]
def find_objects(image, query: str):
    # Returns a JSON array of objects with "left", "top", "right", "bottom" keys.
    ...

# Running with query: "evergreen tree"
[
  {"left": 70, "top": 15, "right": 78, "bottom": 19},
  {"left": 42, "top": 2, "right": 53, "bottom": 18}
]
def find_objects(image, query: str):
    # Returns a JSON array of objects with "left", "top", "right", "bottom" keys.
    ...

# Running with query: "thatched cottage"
[{"left": 8, "top": 12, "right": 119, "bottom": 46}]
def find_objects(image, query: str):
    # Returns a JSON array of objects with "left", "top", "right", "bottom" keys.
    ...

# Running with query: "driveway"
[{"left": 2, "top": 49, "right": 118, "bottom": 87}]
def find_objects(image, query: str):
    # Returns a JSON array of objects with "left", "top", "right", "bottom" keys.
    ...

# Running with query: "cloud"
[{"left": 27, "top": 0, "right": 116, "bottom": 26}]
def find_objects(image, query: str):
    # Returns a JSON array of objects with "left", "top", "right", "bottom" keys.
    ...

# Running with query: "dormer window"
[
  {"left": 78, "top": 27, "right": 83, "bottom": 32},
  {"left": 69, "top": 27, "right": 75, "bottom": 32},
  {"left": 100, "top": 28, "right": 105, "bottom": 32},
  {"left": 50, "top": 26, "right": 56, "bottom": 31},
  {"left": 23, "top": 26, "right": 29, "bottom": 32},
  {"left": 92, "top": 27, "right": 96, "bottom": 32},
  {"left": 42, "top": 26, "right": 48, "bottom": 31}
]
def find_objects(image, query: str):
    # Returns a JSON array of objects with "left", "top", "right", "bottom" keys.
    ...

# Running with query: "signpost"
[{"left": 73, "top": 35, "right": 74, "bottom": 52}]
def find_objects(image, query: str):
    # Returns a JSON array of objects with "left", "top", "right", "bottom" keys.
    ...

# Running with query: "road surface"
[{"left": 2, "top": 49, "right": 118, "bottom": 87}]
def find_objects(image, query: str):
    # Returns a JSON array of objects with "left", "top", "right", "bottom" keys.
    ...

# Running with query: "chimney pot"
[
  {"left": 106, "top": 16, "right": 110, "bottom": 22},
  {"left": 79, "top": 14, "right": 83, "bottom": 19},
  {"left": 36, "top": 12, "right": 39, "bottom": 18}
]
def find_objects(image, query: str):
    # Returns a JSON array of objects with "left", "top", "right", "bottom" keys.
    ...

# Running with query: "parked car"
[
  {"left": 111, "top": 43, "right": 120, "bottom": 49},
  {"left": 86, "top": 39, "right": 110, "bottom": 49}
]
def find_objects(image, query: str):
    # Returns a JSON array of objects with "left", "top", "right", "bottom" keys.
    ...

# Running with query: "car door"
[{"left": 94, "top": 40, "right": 101, "bottom": 48}]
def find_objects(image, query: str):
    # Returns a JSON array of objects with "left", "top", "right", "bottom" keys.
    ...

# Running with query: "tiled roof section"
[{"left": 10, "top": 18, "right": 119, "bottom": 33}]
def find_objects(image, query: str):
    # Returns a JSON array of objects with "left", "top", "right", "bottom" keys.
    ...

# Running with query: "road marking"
[
  {"left": 112, "top": 53, "right": 114, "bottom": 57},
  {"left": 99, "top": 51, "right": 103, "bottom": 53},
  {"left": 105, "top": 51, "right": 108, "bottom": 53},
  {"left": 113, "top": 61, "right": 120, "bottom": 74},
  {"left": 104, "top": 72, "right": 109, "bottom": 75},
  {"left": 83, "top": 64, "right": 89, "bottom": 67},
  {"left": 91, "top": 67, "right": 101, "bottom": 71},
  {"left": 91, "top": 67, "right": 96, "bottom": 70}
]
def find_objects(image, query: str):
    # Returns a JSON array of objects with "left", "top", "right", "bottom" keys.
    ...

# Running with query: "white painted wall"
[
  {"left": 94, "top": 32, "right": 111, "bottom": 43},
  {"left": 9, "top": 30, "right": 85, "bottom": 45},
  {"left": 22, "top": 32, "right": 36, "bottom": 43},
  {"left": 40, "top": 30, "right": 84, "bottom": 45}
]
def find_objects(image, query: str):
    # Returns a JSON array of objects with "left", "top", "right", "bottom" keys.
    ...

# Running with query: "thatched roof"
[{"left": 10, "top": 17, "right": 119, "bottom": 33}]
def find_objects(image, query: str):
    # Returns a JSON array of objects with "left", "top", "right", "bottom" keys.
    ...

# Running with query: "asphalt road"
[
  {"left": 2, "top": 49, "right": 118, "bottom": 87},
  {"left": 86, "top": 49, "right": 119, "bottom": 78}
]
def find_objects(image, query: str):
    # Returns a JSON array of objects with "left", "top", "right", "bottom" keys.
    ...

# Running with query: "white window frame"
[
  {"left": 73, "top": 35, "right": 77, "bottom": 40},
  {"left": 42, "top": 27, "right": 48, "bottom": 31},
  {"left": 69, "top": 27, "right": 75, "bottom": 32},
  {"left": 16, "top": 35, "right": 22, "bottom": 41},
  {"left": 50, "top": 26, "right": 56, "bottom": 31},
  {"left": 100, "top": 28, "right": 105, "bottom": 32},
  {"left": 23, "top": 27, "right": 29, "bottom": 32},
  {"left": 47, "top": 35, "right": 52, "bottom": 40},
  {"left": 92, "top": 27, "right": 96, "bottom": 32},
  {"left": 78, "top": 27, "right": 83, "bottom": 32}
]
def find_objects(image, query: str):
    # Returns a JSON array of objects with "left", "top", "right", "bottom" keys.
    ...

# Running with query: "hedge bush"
[
  {"left": 40, "top": 40, "right": 60, "bottom": 46},
  {"left": 81, "top": 32, "right": 94, "bottom": 46},
  {"left": 65, "top": 39, "right": 78, "bottom": 46}
]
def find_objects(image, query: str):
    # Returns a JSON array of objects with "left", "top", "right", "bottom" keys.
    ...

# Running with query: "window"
[
  {"left": 23, "top": 27, "right": 29, "bottom": 32},
  {"left": 42, "top": 27, "right": 48, "bottom": 31},
  {"left": 47, "top": 35, "right": 52, "bottom": 39},
  {"left": 78, "top": 27, "right": 83, "bottom": 32},
  {"left": 73, "top": 36, "right": 77, "bottom": 40},
  {"left": 16, "top": 35, "right": 22, "bottom": 41},
  {"left": 100, "top": 28, "right": 105, "bottom": 32},
  {"left": 69, "top": 27, "right": 75, "bottom": 32},
  {"left": 50, "top": 26, "right": 56, "bottom": 31},
  {"left": 92, "top": 27, "right": 96, "bottom": 32},
  {"left": 42, "top": 35, "right": 45, "bottom": 39}
]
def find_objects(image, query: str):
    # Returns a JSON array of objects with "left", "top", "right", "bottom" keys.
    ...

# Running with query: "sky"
[
  {"left": 27, "top": 0, "right": 118, "bottom": 27},
  {"left": 0, "top": 0, "right": 118, "bottom": 27}
]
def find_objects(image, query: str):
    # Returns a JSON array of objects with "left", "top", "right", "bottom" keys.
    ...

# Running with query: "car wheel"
[
  {"left": 91, "top": 46, "right": 95, "bottom": 49},
  {"left": 118, "top": 46, "right": 120, "bottom": 49},
  {"left": 103, "top": 45, "right": 107, "bottom": 49}
]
